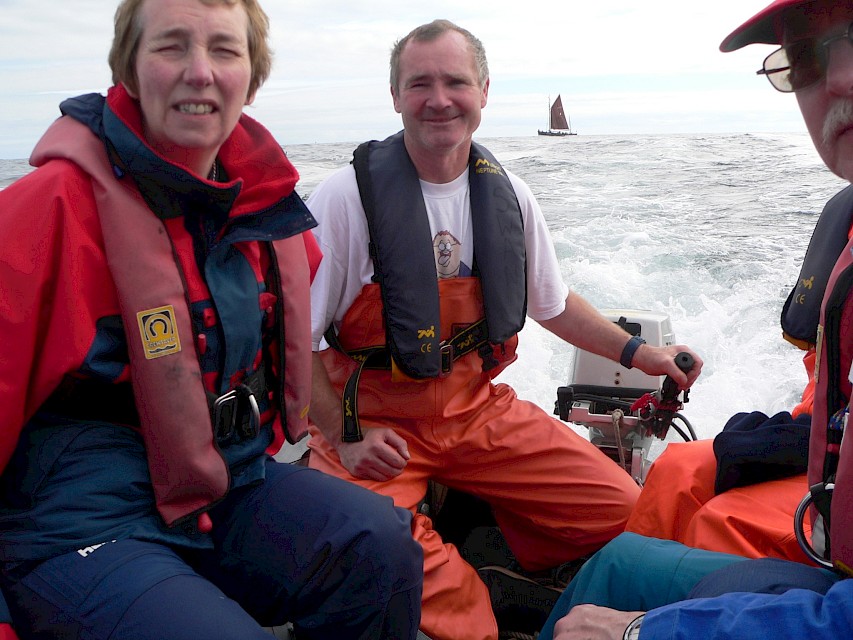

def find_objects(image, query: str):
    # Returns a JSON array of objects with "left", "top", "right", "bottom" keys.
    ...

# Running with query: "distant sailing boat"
[{"left": 537, "top": 94, "right": 576, "bottom": 136}]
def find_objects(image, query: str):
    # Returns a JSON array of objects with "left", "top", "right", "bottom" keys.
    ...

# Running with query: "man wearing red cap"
[{"left": 539, "top": 1, "right": 853, "bottom": 638}]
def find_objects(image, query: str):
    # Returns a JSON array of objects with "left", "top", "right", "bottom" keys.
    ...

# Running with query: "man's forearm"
[{"left": 538, "top": 292, "right": 635, "bottom": 361}]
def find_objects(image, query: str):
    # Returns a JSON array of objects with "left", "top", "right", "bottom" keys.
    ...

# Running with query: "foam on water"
[{"left": 473, "top": 133, "right": 845, "bottom": 443}]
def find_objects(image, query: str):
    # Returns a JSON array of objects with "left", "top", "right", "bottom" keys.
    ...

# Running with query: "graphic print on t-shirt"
[{"left": 433, "top": 230, "right": 472, "bottom": 278}]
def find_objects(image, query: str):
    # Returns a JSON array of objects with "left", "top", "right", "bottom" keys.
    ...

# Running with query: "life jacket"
[
  {"left": 804, "top": 231, "right": 853, "bottom": 574},
  {"left": 332, "top": 133, "right": 527, "bottom": 441},
  {"left": 29, "top": 88, "right": 314, "bottom": 527},
  {"left": 351, "top": 131, "right": 527, "bottom": 379},
  {"left": 781, "top": 184, "right": 853, "bottom": 349},
  {"left": 319, "top": 278, "right": 520, "bottom": 441}
]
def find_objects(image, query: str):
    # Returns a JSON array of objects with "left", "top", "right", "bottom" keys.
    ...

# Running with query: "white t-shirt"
[{"left": 308, "top": 162, "right": 569, "bottom": 350}]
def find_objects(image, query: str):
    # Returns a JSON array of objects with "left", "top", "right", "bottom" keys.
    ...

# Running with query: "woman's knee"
[{"left": 348, "top": 498, "right": 423, "bottom": 591}]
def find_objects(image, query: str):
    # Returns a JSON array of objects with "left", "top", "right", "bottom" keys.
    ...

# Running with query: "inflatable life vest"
[
  {"left": 804, "top": 231, "right": 853, "bottom": 574},
  {"left": 31, "top": 89, "right": 314, "bottom": 527},
  {"left": 351, "top": 131, "right": 527, "bottom": 379},
  {"left": 781, "top": 184, "right": 853, "bottom": 349}
]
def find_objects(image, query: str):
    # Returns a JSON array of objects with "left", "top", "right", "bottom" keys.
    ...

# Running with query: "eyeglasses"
[{"left": 757, "top": 21, "right": 853, "bottom": 93}]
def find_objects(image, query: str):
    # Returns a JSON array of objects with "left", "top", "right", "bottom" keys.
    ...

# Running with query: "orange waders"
[
  {"left": 309, "top": 279, "right": 640, "bottom": 640},
  {"left": 626, "top": 351, "right": 817, "bottom": 564},
  {"left": 625, "top": 440, "right": 810, "bottom": 562}
]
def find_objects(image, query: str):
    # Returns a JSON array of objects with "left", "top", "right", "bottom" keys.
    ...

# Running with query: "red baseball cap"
[{"left": 720, "top": 0, "right": 812, "bottom": 52}]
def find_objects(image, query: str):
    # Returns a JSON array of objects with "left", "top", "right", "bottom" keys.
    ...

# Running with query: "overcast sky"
[{"left": 0, "top": 0, "right": 803, "bottom": 159}]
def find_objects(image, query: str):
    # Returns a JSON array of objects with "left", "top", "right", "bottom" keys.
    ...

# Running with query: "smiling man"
[{"left": 305, "top": 19, "right": 702, "bottom": 640}]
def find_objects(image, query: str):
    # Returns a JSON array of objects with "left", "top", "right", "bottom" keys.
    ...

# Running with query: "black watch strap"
[{"left": 620, "top": 335, "right": 646, "bottom": 369}]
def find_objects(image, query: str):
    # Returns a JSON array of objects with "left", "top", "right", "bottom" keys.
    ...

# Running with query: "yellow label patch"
[
  {"left": 474, "top": 158, "right": 505, "bottom": 176},
  {"left": 417, "top": 325, "right": 436, "bottom": 339},
  {"left": 137, "top": 305, "right": 182, "bottom": 360}
]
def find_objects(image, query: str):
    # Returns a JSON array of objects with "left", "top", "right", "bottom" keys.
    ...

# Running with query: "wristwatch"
[
  {"left": 623, "top": 614, "right": 644, "bottom": 640},
  {"left": 619, "top": 335, "right": 646, "bottom": 369}
]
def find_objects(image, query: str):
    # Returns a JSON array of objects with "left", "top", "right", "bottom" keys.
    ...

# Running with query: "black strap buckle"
[
  {"left": 213, "top": 384, "right": 260, "bottom": 441},
  {"left": 439, "top": 343, "right": 455, "bottom": 376},
  {"left": 795, "top": 482, "right": 835, "bottom": 570}
]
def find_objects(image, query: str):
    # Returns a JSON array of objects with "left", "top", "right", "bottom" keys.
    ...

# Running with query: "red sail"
[{"left": 550, "top": 95, "right": 570, "bottom": 130}]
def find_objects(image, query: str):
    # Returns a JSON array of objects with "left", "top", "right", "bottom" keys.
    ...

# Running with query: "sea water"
[{"left": 1, "top": 133, "right": 846, "bottom": 454}]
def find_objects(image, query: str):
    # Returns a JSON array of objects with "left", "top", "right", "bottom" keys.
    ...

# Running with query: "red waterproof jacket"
[{"left": 0, "top": 86, "right": 320, "bottom": 527}]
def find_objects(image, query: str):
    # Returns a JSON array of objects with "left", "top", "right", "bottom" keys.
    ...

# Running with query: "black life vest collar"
[
  {"left": 780, "top": 185, "right": 853, "bottom": 349},
  {"left": 782, "top": 183, "right": 853, "bottom": 348}
]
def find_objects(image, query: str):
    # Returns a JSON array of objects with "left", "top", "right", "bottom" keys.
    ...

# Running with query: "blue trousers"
[
  {"left": 540, "top": 532, "right": 839, "bottom": 639},
  {"left": 2, "top": 461, "right": 423, "bottom": 640}
]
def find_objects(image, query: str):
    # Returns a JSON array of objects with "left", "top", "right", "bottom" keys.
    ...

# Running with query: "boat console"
[{"left": 555, "top": 310, "right": 696, "bottom": 485}]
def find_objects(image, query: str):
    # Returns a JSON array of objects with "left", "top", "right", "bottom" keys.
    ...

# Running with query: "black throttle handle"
[
  {"left": 633, "top": 351, "right": 694, "bottom": 438},
  {"left": 660, "top": 352, "right": 695, "bottom": 403}
]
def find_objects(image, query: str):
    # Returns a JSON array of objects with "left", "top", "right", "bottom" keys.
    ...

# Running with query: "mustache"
[{"left": 822, "top": 100, "right": 853, "bottom": 146}]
